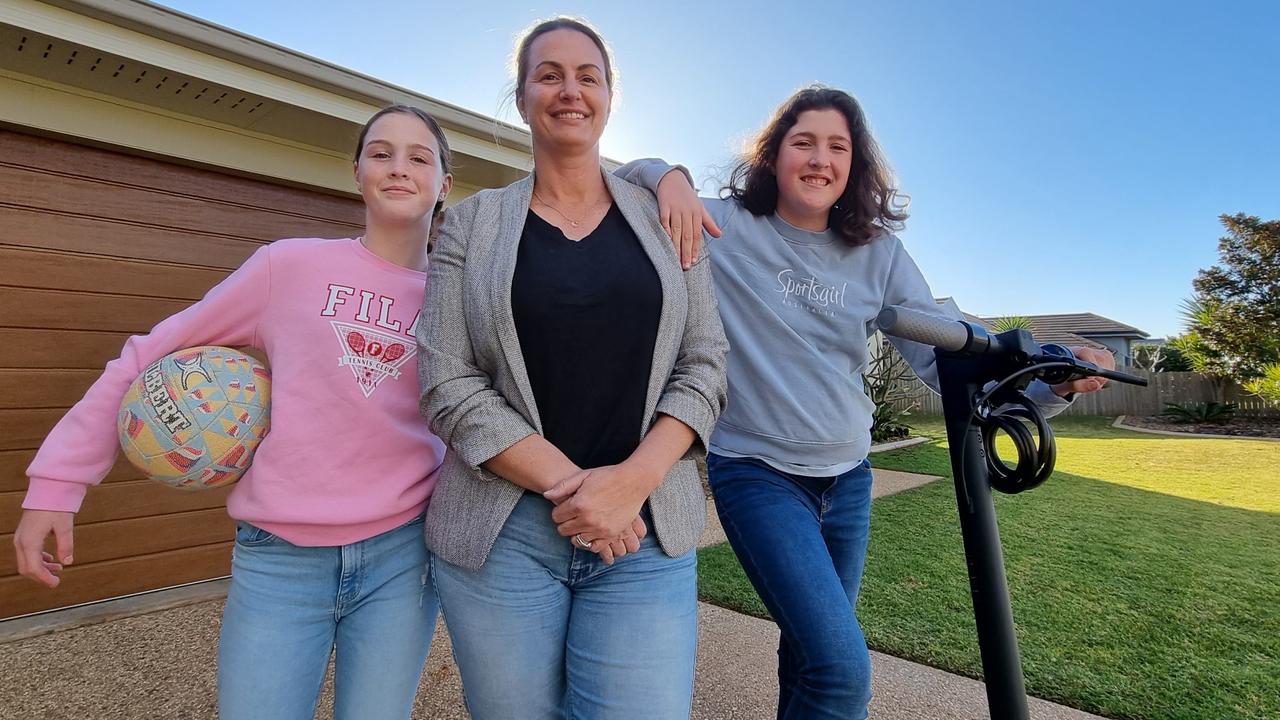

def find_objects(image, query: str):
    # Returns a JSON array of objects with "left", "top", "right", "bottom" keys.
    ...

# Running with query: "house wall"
[
  {"left": 0, "top": 128, "right": 374, "bottom": 619},
  {"left": 1082, "top": 336, "right": 1133, "bottom": 366}
]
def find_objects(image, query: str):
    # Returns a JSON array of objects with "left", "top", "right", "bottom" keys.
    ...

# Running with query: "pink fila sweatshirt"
[{"left": 24, "top": 238, "right": 445, "bottom": 546}]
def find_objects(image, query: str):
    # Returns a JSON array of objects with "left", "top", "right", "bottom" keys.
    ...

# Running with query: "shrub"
[
  {"left": 1160, "top": 401, "right": 1238, "bottom": 424},
  {"left": 870, "top": 402, "right": 912, "bottom": 442},
  {"left": 864, "top": 338, "right": 920, "bottom": 442}
]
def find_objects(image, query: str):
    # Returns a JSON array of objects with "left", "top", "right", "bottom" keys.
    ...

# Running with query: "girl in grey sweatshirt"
[{"left": 620, "top": 85, "right": 1111, "bottom": 720}]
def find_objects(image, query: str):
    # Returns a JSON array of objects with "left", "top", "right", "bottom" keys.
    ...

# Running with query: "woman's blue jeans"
[
  {"left": 707, "top": 453, "right": 874, "bottom": 720},
  {"left": 217, "top": 513, "right": 437, "bottom": 720},
  {"left": 432, "top": 491, "right": 698, "bottom": 720}
]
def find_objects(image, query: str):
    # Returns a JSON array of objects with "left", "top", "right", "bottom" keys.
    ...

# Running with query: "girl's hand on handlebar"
[{"left": 1052, "top": 347, "right": 1115, "bottom": 396}]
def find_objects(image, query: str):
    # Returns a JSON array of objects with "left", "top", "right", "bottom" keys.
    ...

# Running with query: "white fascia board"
[
  {"left": 0, "top": 68, "right": 355, "bottom": 192},
  {"left": 5, "top": 0, "right": 534, "bottom": 170},
  {"left": 3, "top": 0, "right": 373, "bottom": 121}
]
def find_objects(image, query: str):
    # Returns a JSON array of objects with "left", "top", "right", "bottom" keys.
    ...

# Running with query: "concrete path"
[
  {"left": 0, "top": 467, "right": 1104, "bottom": 719},
  {"left": 871, "top": 468, "right": 943, "bottom": 499},
  {"left": 0, "top": 595, "right": 1102, "bottom": 720},
  {"left": 693, "top": 602, "right": 1104, "bottom": 720}
]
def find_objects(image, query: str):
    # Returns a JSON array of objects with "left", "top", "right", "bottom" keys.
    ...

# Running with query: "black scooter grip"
[{"left": 877, "top": 306, "right": 975, "bottom": 352}]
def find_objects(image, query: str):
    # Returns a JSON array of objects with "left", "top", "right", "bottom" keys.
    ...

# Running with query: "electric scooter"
[{"left": 876, "top": 306, "right": 1149, "bottom": 720}]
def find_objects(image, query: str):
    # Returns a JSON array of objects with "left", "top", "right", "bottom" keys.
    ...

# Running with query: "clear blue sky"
[{"left": 157, "top": 0, "right": 1280, "bottom": 339}]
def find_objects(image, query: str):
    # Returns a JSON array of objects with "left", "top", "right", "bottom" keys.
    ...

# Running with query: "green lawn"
[{"left": 697, "top": 417, "right": 1280, "bottom": 720}]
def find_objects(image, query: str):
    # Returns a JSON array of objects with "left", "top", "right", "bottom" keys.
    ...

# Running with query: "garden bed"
[{"left": 1123, "top": 414, "right": 1280, "bottom": 438}]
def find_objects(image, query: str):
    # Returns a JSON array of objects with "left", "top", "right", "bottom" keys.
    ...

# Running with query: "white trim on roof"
[
  {"left": 5, "top": 0, "right": 536, "bottom": 173},
  {"left": 38, "top": 0, "right": 532, "bottom": 147}
]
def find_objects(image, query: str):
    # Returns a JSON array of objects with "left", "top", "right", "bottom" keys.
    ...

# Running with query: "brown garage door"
[{"left": 0, "top": 128, "right": 364, "bottom": 619}]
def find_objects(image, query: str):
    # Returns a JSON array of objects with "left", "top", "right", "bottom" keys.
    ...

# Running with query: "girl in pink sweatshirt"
[{"left": 13, "top": 105, "right": 452, "bottom": 720}]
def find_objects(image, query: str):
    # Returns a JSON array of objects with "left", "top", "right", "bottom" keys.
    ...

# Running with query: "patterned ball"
[{"left": 117, "top": 346, "right": 271, "bottom": 490}]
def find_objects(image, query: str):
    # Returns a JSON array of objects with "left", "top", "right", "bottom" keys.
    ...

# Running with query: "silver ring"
[{"left": 573, "top": 534, "right": 592, "bottom": 549}]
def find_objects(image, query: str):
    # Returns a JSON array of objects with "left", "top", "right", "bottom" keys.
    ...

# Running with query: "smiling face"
[
  {"left": 353, "top": 112, "right": 452, "bottom": 230},
  {"left": 516, "top": 28, "right": 612, "bottom": 155},
  {"left": 773, "top": 108, "right": 854, "bottom": 231}
]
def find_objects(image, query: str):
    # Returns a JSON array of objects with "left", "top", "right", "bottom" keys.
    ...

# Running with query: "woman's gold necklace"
[{"left": 533, "top": 190, "right": 607, "bottom": 229}]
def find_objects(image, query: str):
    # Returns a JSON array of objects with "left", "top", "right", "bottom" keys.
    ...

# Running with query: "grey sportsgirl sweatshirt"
[{"left": 619, "top": 159, "right": 1069, "bottom": 476}]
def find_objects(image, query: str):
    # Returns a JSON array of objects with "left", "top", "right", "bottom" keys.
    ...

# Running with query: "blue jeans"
[
  {"left": 707, "top": 453, "right": 874, "bottom": 720},
  {"left": 218, "top": 514, "right": 437, "bottom": 720},
  {"left": 432, "top": 491, "right": 698, "bottom": 720}
]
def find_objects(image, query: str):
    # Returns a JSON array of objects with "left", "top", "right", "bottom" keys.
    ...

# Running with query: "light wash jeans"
[
  {"left": 217, "top": 513, "right": 436, "bottom": 720},
  {"left": 707, "top": 453, "right": 875, "bottom": 720},
  {"left": 432, "top": 491, "right": 698, "bottom": 720}
]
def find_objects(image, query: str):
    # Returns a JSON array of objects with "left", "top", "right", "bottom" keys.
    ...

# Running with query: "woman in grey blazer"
[{"left": 415, "top": 17, "right": 728, "bottom": 720}]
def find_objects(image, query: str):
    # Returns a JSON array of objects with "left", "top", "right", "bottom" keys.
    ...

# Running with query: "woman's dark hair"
[
  {"left": 511, "top": 17, "right": 616, "bottom": 103},
  {"left": 354, "top": 104, "right": 452, "bottom": 239},
  {"left": 727, "top": 86, "right": 907, "bottom": 246}
]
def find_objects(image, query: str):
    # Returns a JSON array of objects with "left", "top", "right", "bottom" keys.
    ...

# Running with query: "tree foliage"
[
  {"left": 1178, "top": 213, "right": 1280, "bottom": 384},
  {"left": 1133, "top": 342, "right": 1193, "bottom": 372},
  {"left": 1243, "top": 363, "right": 1280, "bottom": 402}
]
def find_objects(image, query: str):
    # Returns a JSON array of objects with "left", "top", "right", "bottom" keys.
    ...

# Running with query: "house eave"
[{"left": 32, "top": 0, "right": 534, "bottom": 154}]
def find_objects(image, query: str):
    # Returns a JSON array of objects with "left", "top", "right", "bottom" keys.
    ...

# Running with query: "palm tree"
[{"left": 990, "top": 315, "right": 1033, "bottom": 333}]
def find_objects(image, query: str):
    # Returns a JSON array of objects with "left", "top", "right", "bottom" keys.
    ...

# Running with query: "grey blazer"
[{"left": 416, "top": 171, "right": 729, "bottom": 570}]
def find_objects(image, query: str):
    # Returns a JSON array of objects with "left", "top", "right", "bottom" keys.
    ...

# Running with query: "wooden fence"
[{"left": 889, "top": 370, "right": 1280, "bottom": 418}]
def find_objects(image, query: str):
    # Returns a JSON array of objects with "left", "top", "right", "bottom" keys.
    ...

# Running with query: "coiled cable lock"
[{"left": 970, "top": 344, "right": 1077, "bottom": 494}]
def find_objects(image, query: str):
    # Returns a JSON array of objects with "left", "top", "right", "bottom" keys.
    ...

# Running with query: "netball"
[{"left": 117, "top": 346, "right": 271, "bottom": 490}]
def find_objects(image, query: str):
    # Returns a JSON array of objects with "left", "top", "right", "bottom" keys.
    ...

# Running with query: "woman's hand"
[
  {"left": 656, "top": 170, "right": 721, "bottom": 270},
  {"left": 543, "top": 473, "right": 649, "bottom": 565},
  {"left": 543, "top": 418, "right": 691, "bottom": 562},
  {"left": 1053, "top": 346, "right": 1116, "bottom": 396},
  {"left": 592, "top": 517, "right": 648, "bottom": 565},
  {"left": 545, "top": 463, "right": 655, "bottom": 545},
  {"left": 13, "top": 509, "right": 75, "bottom": 588}
]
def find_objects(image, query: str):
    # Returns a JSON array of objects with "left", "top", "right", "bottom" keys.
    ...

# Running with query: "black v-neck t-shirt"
[{"left": 511, "top": 205, "right": 662, "bottom": 469}]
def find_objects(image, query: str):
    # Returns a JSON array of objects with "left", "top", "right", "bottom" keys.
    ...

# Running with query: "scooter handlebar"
[
  {"left": 877, "top": 306, "right": 1151, "bottom": 388},
  {"left": 876, "top": 306, "right": 998, "bottom": 354},
  {"left": 1062, "top": 360, "right": 1150, "bottom": 387}
]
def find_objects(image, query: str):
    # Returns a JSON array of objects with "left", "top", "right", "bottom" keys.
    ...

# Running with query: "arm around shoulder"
[{"left": 615, "top": 158, "right": 687, "bottom": 192}]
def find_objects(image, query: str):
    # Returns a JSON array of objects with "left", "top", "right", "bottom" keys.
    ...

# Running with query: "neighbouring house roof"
[
  {"left": 932, "top": 299, "right": 1114, "bottom": 352},
  {"left": 998, "top": 322, "right": 1109, "bottom": 351},
  {"left": 1001, "top": 313, "right": 1148, "bottom": 338},
  {"left": 983, "top": 314, "right": 1152, "bottom": 351}
]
